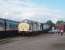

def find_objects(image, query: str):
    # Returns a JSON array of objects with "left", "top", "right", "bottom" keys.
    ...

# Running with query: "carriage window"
[
  {"left": 0, "top": 21, "right": 4, "bottom": 27},
  {"left": 9, "top": 23, "right": 16, "bottom": 29},
  {"left": 7, "top": 21, "right": 16, "bottom": 29}
]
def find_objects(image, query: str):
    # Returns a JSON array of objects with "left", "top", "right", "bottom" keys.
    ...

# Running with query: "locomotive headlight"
[{"left": 18, "top": 23, "right": 29, "bottom": 32}]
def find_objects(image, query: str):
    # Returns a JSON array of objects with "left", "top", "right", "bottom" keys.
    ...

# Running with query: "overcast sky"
[{"left": 0, "top": 0, "right": 65, "bottom": 23}]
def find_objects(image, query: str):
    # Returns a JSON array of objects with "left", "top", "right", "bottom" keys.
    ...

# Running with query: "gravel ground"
[{"left": 0, "top": 33, "right": 65, "bottom": 50}]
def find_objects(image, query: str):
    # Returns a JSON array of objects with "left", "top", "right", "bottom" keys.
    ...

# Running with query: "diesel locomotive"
[{"left": 17, "top": 19, "right": 52, "bottom": 35}]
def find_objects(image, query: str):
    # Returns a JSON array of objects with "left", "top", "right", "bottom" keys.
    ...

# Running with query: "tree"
[
  {"left": 46, "top": 20, "right": 54, "bottom": 25},
  {"left": 56, "top": 20, "right": 64, "bottom": 24},
  {"left": 46, "top": 20, "right": 55, "bottom": 31}
]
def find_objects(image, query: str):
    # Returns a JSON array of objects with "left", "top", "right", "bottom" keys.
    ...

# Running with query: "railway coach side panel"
[
  {"left": 32, "top": 23, "right": 37, "bottom": 31},
  {"left": 31, "top": 22, "right": 41, "bottom": 32},
  {"left": 0, "top": 19, "right": 5, "bottom": 31},
  {"left": 40, "top": 23, "right": 51, "bottom": 33},
  {"left": 36, "top": 23, "right": 41, "bottom": 31},
  {"left": 0, "top": 27, "right": 5, "bottom": 31}
]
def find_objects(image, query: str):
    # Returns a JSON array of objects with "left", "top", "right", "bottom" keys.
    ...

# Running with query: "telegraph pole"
[
  {"left": 4, "top": 12, "right": 8, "bottom": 32},
  {"left": 4, "top": 19, "right": 6, "bottom": 32}
]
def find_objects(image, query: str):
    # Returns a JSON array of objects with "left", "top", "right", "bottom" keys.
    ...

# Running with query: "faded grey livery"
[{"left": 18, "top": 19, "right": 51, "bottom": 35}]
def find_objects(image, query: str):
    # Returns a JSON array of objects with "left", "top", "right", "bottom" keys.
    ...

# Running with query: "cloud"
[{"left": 0, "top": 0, "right": 65, "bottom": 23}]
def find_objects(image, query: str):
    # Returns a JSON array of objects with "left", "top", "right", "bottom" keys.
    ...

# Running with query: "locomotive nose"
[{"left": 18, "top": 23, "right": 29, "bottom": 32}]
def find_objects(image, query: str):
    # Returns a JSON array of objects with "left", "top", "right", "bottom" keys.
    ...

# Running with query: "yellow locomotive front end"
[{"left": 18, "top": 23, "right": 30, "bottom": 33}]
